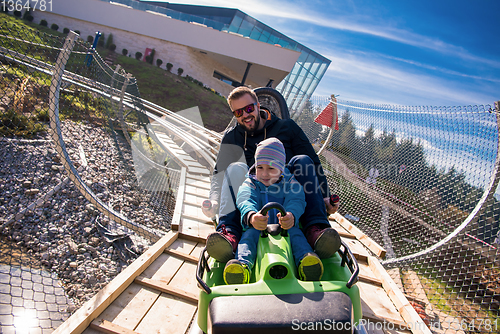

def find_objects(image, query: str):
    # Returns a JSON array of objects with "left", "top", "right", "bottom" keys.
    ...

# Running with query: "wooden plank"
[
  {"left": 52, "top": 231, "right": 179, "bottom": 334},
  {"left": 343, "top": 238, "right": 370, "bottom": 263},
  {"left": 183, "top": 193, "right": 206, "bottom": 207},
  {"left": 141, "top": 253, "right": 184, "bottom": 283},
  {"left": 185, "top": 177, "right": 211, "bottom": 190},
  {"left": 169, "top": 261, "right": 200, "bottom": 296},
  {"left": 182, "top": 202, "right": 209, "bottom": 222},
  {"left": 90, "top": 319, "right": 139, "bottom": 334},
  {"left": 142, "top": 239, "right": 197, "bottom": 282},
  {"left": 133, "top": 293, "right": 197, "bottom": 334},
  {"left": 186, "top": 167, "right": 210, "bottom": 175},
  {"left": 171, "top": 167, "right": 187, "bottom": 231},
  {"left": 186, "top": 174, "right": 211, "bottom": 183},
  {"left": 331, "top": 213, "right": 387, "bottom": 259},
  {"left": 135, "top": 277, "right": 198, "bottom": 304},
  {"left": 358, "top": 281, "right": 409, "bottom": 329},
  {"left": 357, "top": 262, "right": 383, "bottom": 287},
  {"left": 339, "top": 231, "right": 357, "bottom": 239},
  {"left": 368, "top": 256, "right": 432, "bottom": 334},
  {"left": 164, "top": 249, "right": 199, "bottom": 264},
  {"left": 180, "top": 217, "right": 215, "bottom": 240},
  {"left": 190, "top": 243, "right": 205, "bottom": 259},
  {"left": 179, "top": 232, "right": 208, "bottom": 245},
  {"left": 93, "top": 283, "right": 159, "bottom": 330},
  {"left": 358, "top": 274, "right": 383, "bottom": 287}
]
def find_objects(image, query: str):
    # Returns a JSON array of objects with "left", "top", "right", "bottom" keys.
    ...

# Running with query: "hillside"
[
  {"left": 1, "top": 13, "right": 233, "bottom": 132},
  {"left": 100, "top": 49, "right": 233, "bottom": 132}
]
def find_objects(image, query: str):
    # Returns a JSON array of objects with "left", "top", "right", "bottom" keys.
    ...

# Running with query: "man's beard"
[{"left": 240, "top": 110, "right": 261, "bottom": 134}]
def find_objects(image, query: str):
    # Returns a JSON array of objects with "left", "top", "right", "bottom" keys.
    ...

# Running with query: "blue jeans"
[
  {"left": 287, "top": 155, "right": 331, "bottom": 231},
  {"left": 217, "top": 162, "right": 248, "bottom": 240},
  {"left": 236, "top": 226, "right": 314, "bottom": 270},
  {"left": 217, "top": 156, "right": 330, "bottom": 239}
]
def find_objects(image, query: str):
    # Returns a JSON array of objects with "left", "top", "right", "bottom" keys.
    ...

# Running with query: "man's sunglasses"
[{"left": 232, "top": 103, "right": 257, "bottom": 118}]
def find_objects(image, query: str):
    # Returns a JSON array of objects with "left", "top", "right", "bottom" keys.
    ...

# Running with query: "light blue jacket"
[{"left": 236, "top": 166, "right": 306, "bottom": 231}]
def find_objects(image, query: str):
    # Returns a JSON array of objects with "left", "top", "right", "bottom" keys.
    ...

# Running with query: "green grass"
[
  {"left": 1, "top": 13, "right": 233, "bottom": 132},
  {"left": 109, "top": 52, "right": 233, "bottom": 132}
]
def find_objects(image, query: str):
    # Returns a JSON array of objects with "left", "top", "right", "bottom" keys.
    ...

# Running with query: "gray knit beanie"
[{"left": 255, "top": 138, "right": 286, "bottom": 172}]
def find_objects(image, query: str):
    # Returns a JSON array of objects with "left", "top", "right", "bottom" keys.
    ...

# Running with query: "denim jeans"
[
  {"left": 287, "top": 155, "right": 331, "bottom": 231},
  {"left": 236, "top": 226, "right": 314, "bottom": 270},
  {"left": 217, "top": 162, "right": 248, "bottom": 240}
]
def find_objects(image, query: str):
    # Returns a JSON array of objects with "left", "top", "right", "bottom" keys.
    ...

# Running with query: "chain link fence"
[
  {"left": 0, "top": 14, "right": 181, "bottom": 333},
  {"left": 295, "top": 96, "right": 499, "bottom": 333}
]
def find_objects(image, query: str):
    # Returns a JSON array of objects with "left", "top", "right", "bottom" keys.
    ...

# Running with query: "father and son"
[{"left": 201, "top": 86, "right": 341, "bottom": 285}]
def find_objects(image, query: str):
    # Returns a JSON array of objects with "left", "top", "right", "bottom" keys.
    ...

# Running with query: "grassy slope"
[{"left": 98, "top": 49, "right": 233, "bottom": 133}]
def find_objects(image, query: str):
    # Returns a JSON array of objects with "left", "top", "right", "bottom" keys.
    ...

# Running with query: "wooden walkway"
[{"left": 53, "top": 129, "right": 431, "bottom": 334}]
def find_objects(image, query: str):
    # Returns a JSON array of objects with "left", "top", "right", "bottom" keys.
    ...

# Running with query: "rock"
[
  {"left": 22, "top": 180, "right": 32, "bottom": 188},
  {"left": 85, "top": 204, "right": 98, "bottom": 216},
  {"left": 67, "top": 240, "right": 79, "bottom": 255},
  {"left": 25, "top": 188, "right": 40, "bottom": 196},
  {"left": 69, "top": 262, "right": 78, "bottom": 268}
]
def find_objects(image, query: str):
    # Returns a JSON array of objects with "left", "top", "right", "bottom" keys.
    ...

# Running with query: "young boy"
[{"left": 223, "top": 138, "right": 324, "bottom": 284}]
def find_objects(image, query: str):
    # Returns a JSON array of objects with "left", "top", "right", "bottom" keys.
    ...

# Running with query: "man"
[{"left": 202, "top": 86, "right": 340, "bottom": 263}]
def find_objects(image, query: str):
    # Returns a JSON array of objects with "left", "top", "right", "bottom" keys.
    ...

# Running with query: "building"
[{"left": 33, "top": 0, "right": 330, "bottom": 112}]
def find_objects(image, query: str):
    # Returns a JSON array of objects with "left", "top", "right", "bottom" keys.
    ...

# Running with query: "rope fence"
[
  {"left": 295, "top": 96, "right": 500, "bottom": 333},
  {"left": 1, "top": 14, "right": 181, "bottom": 333}
]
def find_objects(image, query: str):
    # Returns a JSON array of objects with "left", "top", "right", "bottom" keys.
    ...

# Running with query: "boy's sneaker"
[
  {"left": 298, "top": 252, "right": 324, "bottom": 281},
  {"left": 306, "top": 226, "right": 341, "bottom": 259},
  {"left": 223, "top": 259, "right": 250, "bottom": 285},
  {"left": 206, "top": 225, "right": 238, "bottom": 263}
]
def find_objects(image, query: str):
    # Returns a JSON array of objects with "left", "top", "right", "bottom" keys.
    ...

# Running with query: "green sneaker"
[
  {"left": 223, "top": 259, "right": 250, "bottom": 285},
  {"left": 298, "top": 252, "right": 324, "bottom": 281}
]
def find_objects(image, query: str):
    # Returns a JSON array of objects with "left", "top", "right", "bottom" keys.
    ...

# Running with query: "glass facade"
[{"left": 101, "top": 0, "right": 331, "bottom": 112}]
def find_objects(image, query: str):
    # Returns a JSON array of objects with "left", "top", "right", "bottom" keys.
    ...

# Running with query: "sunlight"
[{"left": 13, "top": 309, "right": 39, "bottom": 333}]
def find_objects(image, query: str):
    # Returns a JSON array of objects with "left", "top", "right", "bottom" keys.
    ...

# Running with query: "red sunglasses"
[{"left": 232, "top": 103, "right": 257, "bottom": 118}]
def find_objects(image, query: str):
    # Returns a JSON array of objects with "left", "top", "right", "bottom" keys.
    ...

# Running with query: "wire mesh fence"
[
  {"left": 0, "top": 14, "right": 181, "bottom": 333},
  {"left": 295, "top": 96, "right": 500, "bottom": 333}
]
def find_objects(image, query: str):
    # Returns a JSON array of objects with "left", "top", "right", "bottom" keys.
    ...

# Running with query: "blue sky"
[{"left": 146, "top": 0, "right": 500, "bottom": 107}]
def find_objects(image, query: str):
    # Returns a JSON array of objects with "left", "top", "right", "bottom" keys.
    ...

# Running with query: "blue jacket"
[{"left": 236, "top": 166, "right": 306, "bottom": 231}]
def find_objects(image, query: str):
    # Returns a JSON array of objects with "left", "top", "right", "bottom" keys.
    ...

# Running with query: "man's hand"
[
  {"left": 324, "top": 197, "right": 339, "bottom": 215},
  {"left": 250, "top": 212, "right": 268, "bottom": 230},
  {"left": 278, "top": 212, "right": 294, "bottom": 230},
  {"left": 201, "top": 200, "right": 218, "bottom": 218}
]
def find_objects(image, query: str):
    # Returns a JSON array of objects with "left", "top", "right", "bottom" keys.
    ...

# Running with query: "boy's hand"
[
  {"left": 278, "top": 212, "right": 294, "bottom": 230},
  {"left": 251, "top": 212, "right": 268, "bottom": 230}
]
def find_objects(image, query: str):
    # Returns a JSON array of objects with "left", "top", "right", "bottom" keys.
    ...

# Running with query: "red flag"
[{"left": 314, "top": 95, "right": 339, "bottom": 130}]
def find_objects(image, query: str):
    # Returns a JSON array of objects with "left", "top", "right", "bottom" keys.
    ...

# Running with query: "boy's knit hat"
[{"left": 255, "top": 137, "right": 286, "bottom": 172}]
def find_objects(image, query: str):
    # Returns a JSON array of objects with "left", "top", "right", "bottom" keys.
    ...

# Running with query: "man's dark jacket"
[{"left": 209, "top": 111, "right": 330, "bottom": 203}]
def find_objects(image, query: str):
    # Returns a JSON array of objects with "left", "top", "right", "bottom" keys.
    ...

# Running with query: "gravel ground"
[{"left": 0, "top": 119, "right": 176, "bottom": 316}]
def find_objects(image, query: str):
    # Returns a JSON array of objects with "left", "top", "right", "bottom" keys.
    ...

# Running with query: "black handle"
[
  {"left": 259, "top": 202, "right": 288, "bottom": 237},
  {"left": 338, "top": 241, "right": 359, "bottom": 289},
  {"left": 196, "top": 247, "right": 212, "bottom": 294}
]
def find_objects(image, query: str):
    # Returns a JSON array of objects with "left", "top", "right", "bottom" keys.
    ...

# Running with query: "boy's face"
[{"left": 256, "top": 164, "right": 282, "bottom": 186}]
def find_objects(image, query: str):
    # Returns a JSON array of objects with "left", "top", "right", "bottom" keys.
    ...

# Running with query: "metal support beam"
[{"left": 241, "top": 62, "right": 252, "bottom": 86}]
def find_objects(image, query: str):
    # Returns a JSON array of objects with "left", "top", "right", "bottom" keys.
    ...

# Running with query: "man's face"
[{"left": 231, "top": 93, "right": 261, "bottom": 132}]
